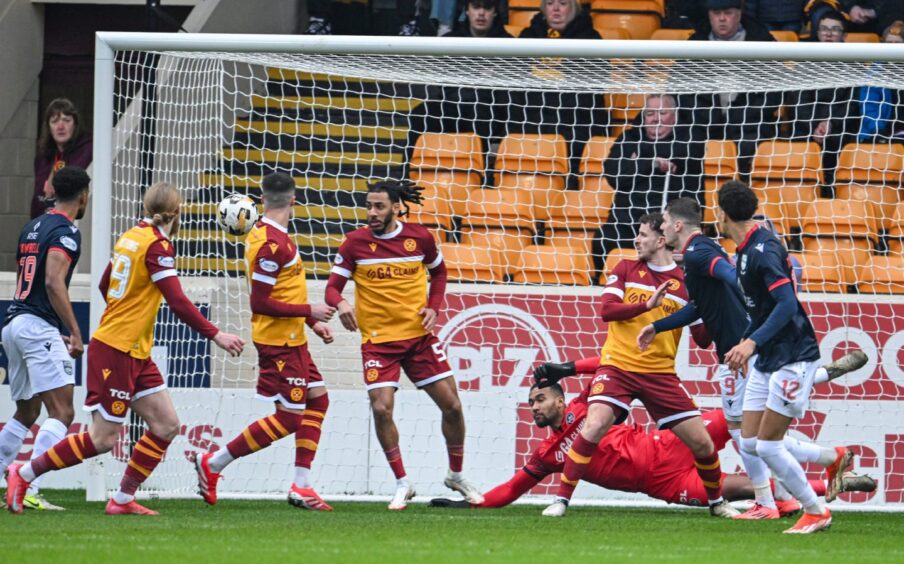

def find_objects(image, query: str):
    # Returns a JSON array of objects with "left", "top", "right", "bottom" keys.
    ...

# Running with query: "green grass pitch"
[{"left": 3, "top": 491, "right": 904, "bottom": 563}]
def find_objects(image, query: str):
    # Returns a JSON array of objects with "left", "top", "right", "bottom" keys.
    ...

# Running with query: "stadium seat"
[
  {"left": 505, "top": 24, "right": 525, "bottom": 37},
  {"left": 650, "top": 28, "right": 693, "bottom": 40},
  {"left": 801, "top": 199, "right": 879, "bottom": 282},
  {"left": 770, "top": 30, "right": 799, "bottom": 41},
  {"left": 406, "top": 182, "right": 453, "bottom": 230},
  {"left": 409, "top": 132, "right": 485, "bottom": 217},
  {"left": 792, "top": 251, "right": 848, "bottom": 293},
  {"left": 845, "top": 32, "right": 881, "bottom": 43},
  {"left": 546, "top": 184, "right": 614, "bottom": 230},
  {"left": 605, "top": 92, "right": 646, "bottom": 124},
  {"left": 835, "top": 143, "right": 904, "bottom": 228},
  {"left": 440, "top": 242, "right": 506, "bottom": 283},
  {"left": 834, "top": 183, "right": 901, "bottom": 231},
  {"left": 857, "top": 255, "right": 904, "bottom": 294},
  {"left": 494, "top": 133, "right": 569, "bottom": 221},
  {"left": 591, "top": 0, "right": 664, "bottom": 16},
  {"left": 507, "top": 10, "right": 537, "bottom": 27},
  {"left": 719, "top": 238, "right": 736, "bottom": 255},
  {"left": 590, "top": 12, "right": 661, "bottom": 39},
  {"left": 601, "top": 248, "right": 637, "bottom": 281},
  {"left": 462, "top": 187, "right": 537, "bottom": 232},
  {"left": 888, "top": 202, "right": 904, "bottom": 254},
  {"left": 514, "top": 244, "right": 593, "bottom": 286},
  {"left": 458, "top": 227, "right": 528, "bottom": 277},
  {"left": 750, "top": 140, "right": 822, "bottom": 233},
  {"left": 508, "top": 0, "right": 540, "bottom": 7},
  {"left": 544, "top": 228, "right": 595, "bottom": 252},
  {"left": 703, "top": 140, "right": 738, "bottom": 223},
  {"left": 595, "top": 26, "right": 632, "bottom": 39}
]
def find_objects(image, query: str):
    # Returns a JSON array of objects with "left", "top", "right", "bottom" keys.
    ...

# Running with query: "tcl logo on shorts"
[
  {"left": 364, "top": 360, "right": 383, "bottom": 369},
  {"left": 284, "top": 377, "right": 306, "bottom": 386},
  {"left": 108, "top": 388, "right": 131, "bottom": 400}
]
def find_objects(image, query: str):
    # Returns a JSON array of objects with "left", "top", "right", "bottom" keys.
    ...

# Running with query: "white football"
[{"left": 217, "top": 193, "right": 259, "bottom": 236}]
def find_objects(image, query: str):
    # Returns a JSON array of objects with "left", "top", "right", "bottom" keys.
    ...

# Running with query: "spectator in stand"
[
  {"left": 745, "top": 0, "right": 807, "bottom": 32},
  {"left": 33, "top": 98, "right": 93, "bottom": 219},
  {"left": 685, "top": 0, "right": 779, "bottom": 179},
  {"left": 443, "top": 0, "right": 512, "bottom": 37},
  {"left": 789, "top": 9, "right": 901, "bottom": 185},
  {"left": 305, "top": 0, "right": 423, "bottom": 35},
  {"left": 803, "top": 0, "right": 902, "bottom": 36},
  {"left": 878, "top": 0, "right": 904, "bottom": 42},
  {"left": 591, "top": 94, "right": 704, "bottom": 274},
  {"left": 518, "top": 0, "right": 600, "bottom": 38}
]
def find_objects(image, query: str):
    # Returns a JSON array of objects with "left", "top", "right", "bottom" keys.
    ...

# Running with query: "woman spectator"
[
  {"left": 33, "top": 98, "right": 92, "bottom": 219},
  {"left": 518, "top": 0, "right": 600, "bottom": 38}
]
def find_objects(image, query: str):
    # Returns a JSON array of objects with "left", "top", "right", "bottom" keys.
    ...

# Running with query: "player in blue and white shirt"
[
  {"left": 0, "top": 166, "right": 90, "bottom": 511},
  {"left": 718, "top": 181, "right": 862, "bottom": 534},
  {"left": 638, "top": 197, "right": 866, "bottom": 521}
]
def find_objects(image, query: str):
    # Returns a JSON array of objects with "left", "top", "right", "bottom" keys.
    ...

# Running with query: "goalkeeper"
[{"left": 431, "top": 358, "right": 875, "bottom": 510}]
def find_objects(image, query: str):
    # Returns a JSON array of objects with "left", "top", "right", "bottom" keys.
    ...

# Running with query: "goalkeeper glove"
[{"left": 533, "top": 361, "right": 576, "bottom": 388}]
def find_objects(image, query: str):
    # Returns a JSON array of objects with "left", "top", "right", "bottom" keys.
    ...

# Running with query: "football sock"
[
  {"left": 384, "top": 446, "right": 407, "bottom": 480},
  {"left": 116, "top": 431, "right": 172, "bottom": 503},
  {"left": 28, "top": 418, "right": 68, "bottom": 494},
  {"left": 556, "top": 434, "right": 596, "bottom": 501},
  {"left": 0, "top": 418, "right": 29, "bottom": 475},
  {"left": 447, "top": 444, "right": 464, "bottom": 473},
  {"left": 732, "top": 430, "right": 775, "bottom": 509},
  {"left": 295, "top": 394, "right": 329, "bottom": 478},
  {"left": 772, "top": 478, "right": 792, "bottom": 501},
  {"left": 782, "top": 436, "right": 838, "bottom": 466},
  {"left": 693, "top": 452, "right": 724, "bottom": 504},
  {"left": 23, "top": 431, "right": 98, "bottom": 481},
  {"left": 212, "top": 410, "right": 300, "bottom": 473},
  {"left": 813, "top": 367, "right": 829, "bottom": 385},
  {"left": 294, "top": 467, "right": 311, "bottom": 489},
  {"left": 809, "top": 479, "right": 827, "bottom": 497},
  {"left": 756, "top": 439, "right": 824, "bottom": 515}
]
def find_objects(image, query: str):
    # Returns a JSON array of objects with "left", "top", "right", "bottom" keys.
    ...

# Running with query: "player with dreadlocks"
[{"left": 325, "top": 180, "right": 483, "bottom": 510}]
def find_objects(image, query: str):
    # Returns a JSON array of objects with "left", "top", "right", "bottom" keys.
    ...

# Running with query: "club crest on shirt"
[
  {"left": 366, "top": 368, "right": 379, "bottom": 382},
  {"left": 111, "top": 401, "right": 126, "bottom": 415},
  {"left": 667, "top": 279, "right": 681, "bottom": 291},
  {"left": 290, "top": 387, "right": 305, "bottom": 402},
  {"left": 369, "top": 242, "right": 377, "bottom": 252},
  {"left": 404, "top": 238, "right": 417, "bottom": 252},
  {"left": 591, "top": 383, "right": 605, "bottom": 395},
  {"left": 565, "top": 412, "right": 575, "bottom": 425}
]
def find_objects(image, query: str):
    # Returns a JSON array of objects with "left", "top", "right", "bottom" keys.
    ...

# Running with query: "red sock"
[
  {"left": 119, "top": 431, "right": 171, "bottom": 496},
  {"left": 384, "top": 446, "right": 407, "bottom": 480},
  {"left": 227, "top": 410, "right": 300, "bottom": 459},
  {"left": 30, "top": 432, "right": 98, "bottom": 478},
  {"left": 295, "top": 394, "right": 329, "bottom": 469},
  {"left": 447, "top": 444, "right": 464, "bottom": 473},
  {"left": 694, "top": 453, "right": 724, "bottom": 503},
  {"left": 556, "top": 434, "right": 596, "bottom": 501},
  {"left": 809, "top": 479, "right": 827, "bottom": 497}
]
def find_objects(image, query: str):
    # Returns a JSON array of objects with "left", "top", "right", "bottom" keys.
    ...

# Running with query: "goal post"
[{"left": 88, "top": 32, "right": 904, "bottom": 507}]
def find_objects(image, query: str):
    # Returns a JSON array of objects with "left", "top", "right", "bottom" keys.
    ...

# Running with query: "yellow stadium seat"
[
  {"left": 600, "top": 248, "right": 637, "bottom": 282},
  {"left": 590, "top": 12, "right": 661, "bottom": 39},
  {"left": 595, "top": 26, "right": 632, "bottom": 39},
  {"left": 833, "top": 183, "right": 900, "bottom": 231},
  {"left": 507, "top": 10, "right": 537, "bottom": 27},
  {"left": 509, "top": 0, "right": 540, "bottom": 7},
  {"left": 462, "top": 187, "right": 537, "bottom": 232},
  {"left": 770, "top": 30, "right": 799, "bottom": 41},
  {"left": 801, "top": 199, "right": 879, "bottom": 282},
  {"left": 440, "top": 243, "right": 506, "bottom": 283},
  {"left": 792, "top": 251, "right": 848, "bottom": 293},
  {"left": 406, "top": 182, "right": 453, "bottom": 230},
  {"left": 459, "top": 227, "right": 530, "bottom": 277},
  {"left": 858, "top": 255, "right": 904, "bottom": 294},
  {"left": 650, "top": 28, "right": 693, "bottom": 40},
  {"left": 409, "top": 132, "right": 485, "bottom": 217},
  {"left": 836, "top": 142, "right": 904, "bottom": 186},
  {"left": 514, "top": 244, "right": 593, "bottom": 286},
  {"left": 703, "top": 140, "right": 738, "bottom": 223},
  {"left": 845, "top": 32, "right": 880, "bottom": 43},
  {"left": 547, "top": 185, "right": 614, "bottom": 230},
  {"left": 605, "top": 92, "right": 646, "bottom": 123},
  {"left": 591, "top": 0, "right": 664, "bottom": 16},
  {"left": 888, "top": 203, "right": 904, "bottom": 254},
  {"left": 544, "top": 228, "right": 595, "bottom": 252},
  {"left": 505, "top": 24, "right": 525, "bottom": 37},
  {"left": 750, "top": 140, "right": 822, "bottom": 233},
  {"left": 494, "top": 133, "right": 569, "bottom": 221}
]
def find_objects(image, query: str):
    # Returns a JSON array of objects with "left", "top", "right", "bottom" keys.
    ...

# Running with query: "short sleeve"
[
  {"left": 757, "top": 244, "right": 793, "bottom": 294},
  {"left": 250, "top": 238, "right": 290, "bottom": 286},
  {"left": 146, "top": 239, "right": 178, "bottom": 283},
  {"left": 331, "top": 236, "right": 355, "bottom": 279},
  {"left": 422, "top": 230, "right": 443, "bottom": 270},
  {"left": 601, "top": 260, "right": 628, "bottom": 299},
  {"left": 47, "top": 227, "right": 81, "bottom": 263}
]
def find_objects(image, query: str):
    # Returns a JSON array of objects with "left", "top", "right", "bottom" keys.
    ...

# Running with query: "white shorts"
[
  {"left": 742, "top": 359, "right": 820, "bottom": 419},
  {"left": 1, "top": 314, "right": 75, "bottom": 402},
  {"left": 715, "top": 363, "right": 747, "bottom": 422}
]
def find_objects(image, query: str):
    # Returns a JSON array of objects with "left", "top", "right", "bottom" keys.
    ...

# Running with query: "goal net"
[{"left": 88, "top": 34, "right": 904, "bottom": 508}]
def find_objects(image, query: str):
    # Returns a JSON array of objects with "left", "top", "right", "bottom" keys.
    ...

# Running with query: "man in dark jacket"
[
  {"left": 592, "top": 94, "right": 704, "bottom": 273},
  {"left": 443, "top": 0, "right": 512, "bottom": 37},
  {"left": 689, "top": 0, "right": 776, "bottom": 40},
  {"left": 745, "top": 0, "right": 806, "bottom": 31}
]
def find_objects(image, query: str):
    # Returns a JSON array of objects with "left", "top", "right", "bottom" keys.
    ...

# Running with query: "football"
[{"left": 217, "top": 193, "right": 259, "bottom": 236}]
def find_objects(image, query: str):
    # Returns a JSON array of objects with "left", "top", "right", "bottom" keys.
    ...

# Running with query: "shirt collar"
[
  {"left": 737, "top": 224, "right": 761, "bottom": 253},
  {"left": 647, "top": 261, "right": 678, "bottom": 272},
  {"left": 46, "top": 208, "right": 74, "bottom": 222},
  {"left": 142, "top": 217, "right": 170, "bottom": 239},
  {"left": 680, "top": 231, "right": 703, "bottom": 255},
  {"left": 262, "top": 215, "right": 288, "bottom": 233},
  {"left": 373, "top": 221, "right": 403, "bottom": 240}
]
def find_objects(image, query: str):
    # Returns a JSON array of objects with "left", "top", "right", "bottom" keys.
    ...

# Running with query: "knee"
[
  {"left": 15, "top": 405, "right": 42, "bottom": 427},
  {"left": 151, "top": 417, "right": 181, "bottom": 442},
  {"left": 583, "top": 407, "right": 614, "bottom": 442},
  {"left": 47, "top": 405, "right": 75, "bottom": 427},
  {"left": 371, "top": 401, "right": 393, "bottom": 422},
  {"left": 89, "top": 428, "right": 119, "bottom": 454},
  {"left": 739, "top": 436, "right": 759, "bottom": 457},
  {"left": 756, "top": 438, "right": 781, "bottom": 460},
  {"left": 688, "top": 435, "right": 715, "bottom": 458},
  {"left": 441, "top": 398, "right": 463, "bottom": 420}
]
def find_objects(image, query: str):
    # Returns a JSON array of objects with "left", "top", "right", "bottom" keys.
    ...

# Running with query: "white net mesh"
[{"left": 95, "top": 42, "right": 904, "bottom": 507}]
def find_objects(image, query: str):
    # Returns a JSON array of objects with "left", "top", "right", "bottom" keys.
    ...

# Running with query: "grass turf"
[{"left": 3, "top": 490, "right": 904, "bottom": 563}]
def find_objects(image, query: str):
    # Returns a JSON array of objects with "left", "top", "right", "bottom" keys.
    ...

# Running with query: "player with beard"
[
  {"left": 6, "top": 182, "right": 245, "bottom": 515},
  {"left": 325, "top": 180, "right": 482, "bottom": 510}
]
